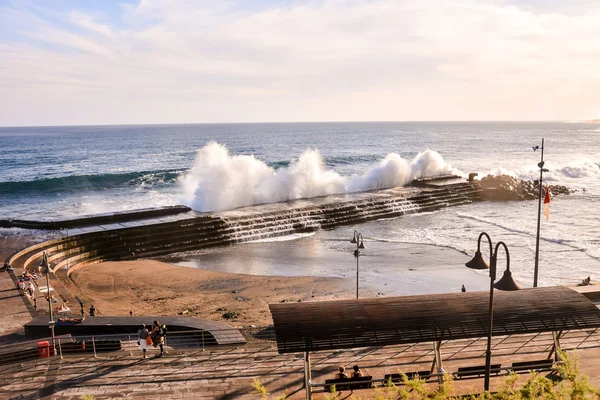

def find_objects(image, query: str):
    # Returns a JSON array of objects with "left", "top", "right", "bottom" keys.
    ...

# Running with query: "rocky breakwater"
[{"left": 479, "top": 174, "right": 572, "bottom": 201}]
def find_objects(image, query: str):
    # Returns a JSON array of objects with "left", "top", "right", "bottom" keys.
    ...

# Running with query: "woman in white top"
[{"left": 137, "top": 324, "right": 150, "bottom": 358}]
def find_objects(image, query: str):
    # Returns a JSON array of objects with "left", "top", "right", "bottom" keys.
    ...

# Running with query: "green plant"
[
  {"left": 252, "top": 377, "right": 287, "bottom": 400},
  {"left": 253, "top": 351, "right": 600, "bottom": 399}
]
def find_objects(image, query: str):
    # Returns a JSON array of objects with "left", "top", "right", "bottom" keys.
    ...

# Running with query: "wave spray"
[{"left": 179, "top": 142, "right": 457, "bottom": 212}]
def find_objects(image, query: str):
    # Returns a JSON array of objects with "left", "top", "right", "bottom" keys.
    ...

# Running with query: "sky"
[{"left": 1, "top": 0, "right": 600, "bottom": 126}]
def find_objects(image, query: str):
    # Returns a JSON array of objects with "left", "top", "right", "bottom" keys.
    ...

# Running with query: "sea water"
[{"left": 1, "top": 122, "right": 599, "bottom": 287}]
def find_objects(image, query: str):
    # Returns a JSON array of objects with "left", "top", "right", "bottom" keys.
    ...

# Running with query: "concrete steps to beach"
[{"left": 7, "top": 178, "right": 483, "bottom": 304}]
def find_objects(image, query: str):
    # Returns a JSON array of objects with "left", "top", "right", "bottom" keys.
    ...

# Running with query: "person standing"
[
  {"left": 137, "top": 324, "right": 150, "bottom": 359},
  {"left": 461, "top": 284, "right": 467, "bottom": 293},
  {"left": 89, "top": 305, "right": 96, "bottom": 316}
]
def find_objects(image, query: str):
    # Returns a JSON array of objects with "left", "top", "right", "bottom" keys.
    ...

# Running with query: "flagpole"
[{"left": 533, "top": 138, "right": 544, "bottom": 288}]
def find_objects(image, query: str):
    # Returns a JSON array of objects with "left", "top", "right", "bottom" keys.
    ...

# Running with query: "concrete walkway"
[
  {"left": 1, "top": 328, "right": 600, "bottom": 399},
  {"left": 0, "top": 236, "right": 37, "bottom": 338}
]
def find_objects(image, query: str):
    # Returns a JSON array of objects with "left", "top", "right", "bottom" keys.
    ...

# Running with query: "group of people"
[
  {"left": 335, "top": 365, "right": 364, "bottom": 379},
  {"left": 137, "top": 320, "right": 166, "bottom": 358},
  {"left": 17, "top": 278, "right": 36, "bottom": 298}
]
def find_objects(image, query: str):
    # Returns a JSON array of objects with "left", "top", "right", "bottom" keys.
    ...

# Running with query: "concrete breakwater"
[{"left": 6, "top": 176, "right": 482, "bottom": 302}]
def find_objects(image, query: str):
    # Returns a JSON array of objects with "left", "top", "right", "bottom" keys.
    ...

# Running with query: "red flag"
[{"left": 543, "top": 187, "right": 551, "bottom": 220}]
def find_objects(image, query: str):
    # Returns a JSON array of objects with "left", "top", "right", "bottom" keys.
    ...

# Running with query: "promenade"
[
  {"left": 3, "top": 236, "right": 600, "bottom": 399},
  {"left": 0, "top": 236, "right": 37, "bottom": 341},
  {"left": 1, "top": 328, "right": 600, "bottom": 399}
]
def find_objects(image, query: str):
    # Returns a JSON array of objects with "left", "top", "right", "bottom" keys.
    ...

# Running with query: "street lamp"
[
  {"left": 39, "top": 251, "right": 56, "bottom": 355},
  {"left": 465, "top": 232, "right": 522, "bottom": 392},
  {"left": 533, "top": 139, "right": 549, "bottom": 288},
  {"left": 351, "top": 230, "right": 365, "bottom": 300}
]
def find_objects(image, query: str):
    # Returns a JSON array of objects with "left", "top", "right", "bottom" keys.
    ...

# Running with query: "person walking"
[
  {"left": 151, "top": 320, "right": 165, "bottom": 356},
  {"left": 137, "top": 324, "right": 150, "bottom": 359}
]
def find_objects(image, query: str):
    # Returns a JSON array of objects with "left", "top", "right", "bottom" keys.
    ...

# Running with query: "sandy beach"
[
  {"left": 68, "top": 233, "right": 489, "bottom": 327},
  {"left": 70, "top": 260, "right": 351, "bottom": 326},
  {"left": 4, "top": 229, "right": 489, "bottom": 329}
]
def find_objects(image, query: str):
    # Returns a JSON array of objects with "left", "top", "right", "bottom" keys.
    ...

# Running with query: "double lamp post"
[
  {"left": 465, "top": 232, "right": 522, "bottom": 391},
  {"left": 351, "top": 230, "right": 365, "bottom": 300}
]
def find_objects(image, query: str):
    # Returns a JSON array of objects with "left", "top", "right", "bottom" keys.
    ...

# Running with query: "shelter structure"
[{"left": 270, "top": 286, "right": 600, "bottom": 399}]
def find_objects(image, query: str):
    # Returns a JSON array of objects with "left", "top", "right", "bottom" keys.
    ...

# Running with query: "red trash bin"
[{"left": 37, "top": 341, "right": 50, "bottom": 358}]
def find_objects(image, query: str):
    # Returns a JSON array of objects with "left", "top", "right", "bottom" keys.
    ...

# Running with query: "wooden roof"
[{"left": 269, "top": 286, "right": 600, "bottom": 353}]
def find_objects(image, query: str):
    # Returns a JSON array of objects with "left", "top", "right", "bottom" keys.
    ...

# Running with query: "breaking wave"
[
  {"left": 0, "top": 170, "right": 182, "bottom": 196},
  {"left": 179, "top": 142, "right": 458, "bottom": 212}
]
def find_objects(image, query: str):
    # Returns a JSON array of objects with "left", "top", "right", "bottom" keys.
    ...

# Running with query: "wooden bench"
[
  {"left": 455, "top": 364, "right": 501, "bottom": 379},
  {"left": 324, "top": 376, "right": 373, "bottom": 391},
  {"left": 384, "top": 370, "right": 431, "bottom": 383},
  {"left": 511, "top": 359, "right": 554, "bottom": 373}
]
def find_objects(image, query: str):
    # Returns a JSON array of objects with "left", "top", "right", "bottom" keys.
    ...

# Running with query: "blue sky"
[{"left": 1, "top": 0, "right": 600, "bottom": 126}]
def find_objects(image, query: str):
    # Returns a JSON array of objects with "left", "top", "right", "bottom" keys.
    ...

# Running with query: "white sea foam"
[
  {"left": 179, "top": 142, "right": 457, "bottom": 211},
  {"left": 486, "top": 159, "right": 600, "bottom": 182}
]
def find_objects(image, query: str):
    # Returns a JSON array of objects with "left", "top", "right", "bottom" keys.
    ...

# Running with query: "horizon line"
[{"left": 2, "top": 119, "right": 594, "bottom": 129}]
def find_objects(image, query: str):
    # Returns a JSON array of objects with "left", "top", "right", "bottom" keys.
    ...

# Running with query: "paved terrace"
[{"left": 1, "top": 328, "right": 600, "bottom": 400}]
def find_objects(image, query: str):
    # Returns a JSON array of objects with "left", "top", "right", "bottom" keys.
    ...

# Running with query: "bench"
[
  {"left": 511, "top": 359, "right": 554, "bottom": 373},
  {"left": 324, "top": 376, "right": 373, "bottom": 391},
  {"left": 384, "top": 370, "right": 431, "bottom": 383},
  {"left": 455, "top": 364, "right": 501, "bottom": 379}
]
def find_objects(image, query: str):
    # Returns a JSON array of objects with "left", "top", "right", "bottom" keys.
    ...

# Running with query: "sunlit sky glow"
[{"left": 1, "top": 0, "right": 600, "bottom": 126}]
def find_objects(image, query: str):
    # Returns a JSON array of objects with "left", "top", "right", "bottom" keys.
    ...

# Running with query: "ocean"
[{"left": 1, "top": 122, "right": 599, "bottom": 289}]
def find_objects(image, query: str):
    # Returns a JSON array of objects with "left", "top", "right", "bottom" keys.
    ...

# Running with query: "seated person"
[
  {"left": 352, "top": 365, "right": 364, "bottom": 378},
  {"left": 579, "top": 276, "right": 592, "bottom": 286},
  {"left": 335, "top": 365, "right": 348, "bottom": 380}
]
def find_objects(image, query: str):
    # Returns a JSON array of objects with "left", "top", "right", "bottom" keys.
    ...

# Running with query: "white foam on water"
[
  {"left": 246, "top": 232, "right": 316, "bottom": 243},
  {"left": 179, "top": 142, "right": 458, "bottom": 211}
]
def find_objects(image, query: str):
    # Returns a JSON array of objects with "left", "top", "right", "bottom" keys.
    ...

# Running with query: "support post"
[
  {"left": 433, "top": 340, "right": 443, "bottom": 384},
  {"left": 356, "top": 252, "right": 359, "bottom": 300},
  {"left": 92, "top": 336, "right": 97, "bottom": 358},
  {"left": 304, "top": 351, "right": 312, "bottom": 400},
  {"left": 552, "top": 331, "right": 561, "bottom": 361},
  {"left": 46, "top": 271, "right": 56, "bottom": 354},
  {"left": 533, "top": 138, "right": 544, "bottom": 287},
  {"left": 484, "top": 256, "right": 497, "bottom": 392}
]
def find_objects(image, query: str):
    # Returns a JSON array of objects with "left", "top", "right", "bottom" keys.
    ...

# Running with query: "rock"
[
  {"left": 297, "top": 299, "right": 302, "bottom": 302},
  {"left": 178, "top": 309, "right": 189, "bottom": 315},
  {"left": 480, "top": 174, "right": 573, "bottom": 201},
  {"left": 231, "top": 290, "right": 239, "bottom": 294},
  {"left": 222, "top": 311, "right": 239, "bottom": 320}
]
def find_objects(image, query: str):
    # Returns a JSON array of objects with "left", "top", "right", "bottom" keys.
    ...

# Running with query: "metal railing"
[{"left": 0, "top": 326, "right": 277, "bottom": 366}]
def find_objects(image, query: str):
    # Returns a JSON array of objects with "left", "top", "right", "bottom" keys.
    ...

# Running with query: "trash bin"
[{"left": 37, "top": 341, "right": 50, "bottom": 358}]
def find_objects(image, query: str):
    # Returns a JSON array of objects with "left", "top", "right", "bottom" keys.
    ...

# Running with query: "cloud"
[{"left": 1, "top": 0, "right": 600, "bottom": 126}]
